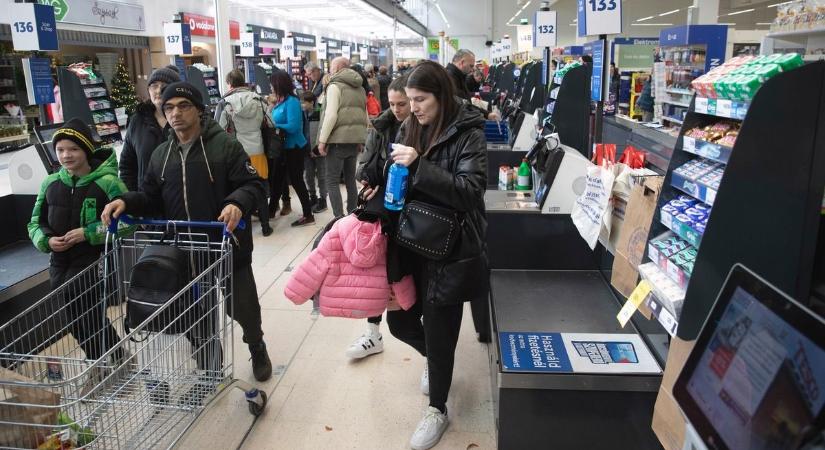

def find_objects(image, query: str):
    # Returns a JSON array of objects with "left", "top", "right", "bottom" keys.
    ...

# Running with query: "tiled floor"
[{"left": 180, "top": 192, "right": 497, "bottom": 450}]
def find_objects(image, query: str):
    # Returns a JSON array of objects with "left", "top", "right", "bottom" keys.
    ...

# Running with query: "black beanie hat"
[
  {"left": 148, "top": 66, "right": 181, "bottom": 87},
  {"left": 161, "top": 81, "right": 204, "bottom": 111},
  {"left": 52, "top": 118, "right": 96, "bottom": 159}
]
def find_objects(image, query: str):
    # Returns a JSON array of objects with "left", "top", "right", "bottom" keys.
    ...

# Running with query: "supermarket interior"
[{"left": 1, "top": 0, "right": 825, "bottom": 449}]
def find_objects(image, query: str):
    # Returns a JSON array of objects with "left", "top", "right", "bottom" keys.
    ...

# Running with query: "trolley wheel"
[{"left": 247, "top": 390, "right": 267, "bottom": 416}]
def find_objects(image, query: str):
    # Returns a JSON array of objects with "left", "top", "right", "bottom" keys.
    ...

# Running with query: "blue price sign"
[
  {"left": 10, "top": 3, "right": 59, "bottom": 51},
  {"left": 585, "top": 39, "right": 606, "bottom": 102},
  {"left": 23, "top": 57, "right": 55, "bottom": 105},
  {"left": 533, "top": 11, "right": 557, "bottom": 48},
  {"left": 578, "top": 0, "right": 622, "bottom": 37}
]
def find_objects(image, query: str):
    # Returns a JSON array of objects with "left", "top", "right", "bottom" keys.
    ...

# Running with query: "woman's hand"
[
  {"left": 360, "top": 180, "right": 379, "bottom": 201},
  {"left": 390, "top": 145, "right": 419, "bottom": 167}
]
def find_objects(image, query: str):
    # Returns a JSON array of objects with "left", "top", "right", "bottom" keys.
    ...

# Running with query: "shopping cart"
[{"left": 0, "top": 218, "right": 267, "bottom": 449}]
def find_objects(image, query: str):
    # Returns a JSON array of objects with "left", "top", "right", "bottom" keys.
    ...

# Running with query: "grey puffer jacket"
[{"left": 216, "top": 87, "right": 266, "bottom": 157}]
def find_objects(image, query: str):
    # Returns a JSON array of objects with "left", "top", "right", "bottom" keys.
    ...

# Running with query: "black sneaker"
[
  {"left": 249, "top": 341, "right": 272, "bottom": 382},
  {"left": 291, "top": 216, "right": 316, "bottom": 227},
  {"left": 262, "top": 224, "right": 273, "bottom": 237},
  {"left": 311, "top": 198, "right": 328, "bottom": 214}
]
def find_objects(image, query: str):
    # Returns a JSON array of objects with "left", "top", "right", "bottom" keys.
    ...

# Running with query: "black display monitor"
[
  {"left": 33, "top": 123, "right": 64, "bottom": 173},
  {"left": 673, "top": 264, "right": 825, "bottom": 450}
]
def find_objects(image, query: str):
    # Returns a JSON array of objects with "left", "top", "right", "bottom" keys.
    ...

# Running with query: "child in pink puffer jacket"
[{"left": 284, "top": 214, "right": 416, "bottom": 318}]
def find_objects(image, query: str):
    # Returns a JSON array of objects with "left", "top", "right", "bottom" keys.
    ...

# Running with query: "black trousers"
[
  {"left": 387, "top": 298, "right": 464, "bottom": 412},
  {"left": 268, "top": 156, "right": 291, "bottom": 207},
  {"left": 270, "top": 148, "right": 313, "bottom": 218},
  {"left": 187, "top": 263, "right": 263, "bottom": 372},
  {"left": 51, "top": 262, "right": 124, "bottom": 362}
]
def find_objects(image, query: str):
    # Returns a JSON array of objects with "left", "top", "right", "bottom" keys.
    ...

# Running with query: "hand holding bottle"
[{"left": 390, "top": 144, "right": 418, "bottom": 167}]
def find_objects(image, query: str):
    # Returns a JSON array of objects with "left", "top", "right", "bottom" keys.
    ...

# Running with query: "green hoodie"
[{"left": 28, "top": 148, "right": 133, "bottom": 266}]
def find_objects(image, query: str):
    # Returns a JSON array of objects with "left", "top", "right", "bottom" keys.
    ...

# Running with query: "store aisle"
[{"left": 181, "top": 191, "right": 496, "bottom": 450}]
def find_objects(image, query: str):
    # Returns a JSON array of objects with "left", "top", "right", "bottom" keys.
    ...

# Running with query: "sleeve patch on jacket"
[{"left": 245, "top": 160, "right": 257, "bottom": 175}]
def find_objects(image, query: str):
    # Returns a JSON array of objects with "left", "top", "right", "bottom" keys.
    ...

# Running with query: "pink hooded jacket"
[{"left": 284, "top": 214, "right": 416, "bottom": 318}]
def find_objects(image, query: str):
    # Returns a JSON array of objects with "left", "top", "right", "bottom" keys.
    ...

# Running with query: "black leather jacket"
[{"left": 120, "top": 102, "right": 169, "bottom": 192}]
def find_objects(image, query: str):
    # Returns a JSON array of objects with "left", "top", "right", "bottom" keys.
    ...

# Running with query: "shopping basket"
[{"left": 0, "top": 217, "right": 267, "bottom": 449}]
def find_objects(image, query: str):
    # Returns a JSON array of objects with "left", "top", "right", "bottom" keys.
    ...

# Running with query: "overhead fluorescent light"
[
  {"left": 727, "top": 8, "right": 754, "bottom": 16},
  {"left": 768, "top": 1, "right": 793, "bottom": 7},
  {"left": 631, "top": 23, "right": 674, "bottom": 26},
  {"left": 435, "top": 2, "right": 450, "bottom": 28},
  {"left": 756, "top": 22, "right": 773, "bottom": 25},
  {"left": 717, "top": 22, "right": 737, "bottom": 26},
  {"left": 637, "top": 16, "right": 655, "bottom": 22},
  {"left": 659, "top": 9, "right": 680, "bottom": 17}
]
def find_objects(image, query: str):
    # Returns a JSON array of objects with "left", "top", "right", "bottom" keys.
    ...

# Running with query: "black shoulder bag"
[{"left": 260, "top": 100, "right": 285, "bottom": 160}]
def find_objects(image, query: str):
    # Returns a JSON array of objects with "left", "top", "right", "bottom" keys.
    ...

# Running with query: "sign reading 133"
[{"left": 588, "top": 0, "right": 617, "bottom": 11}]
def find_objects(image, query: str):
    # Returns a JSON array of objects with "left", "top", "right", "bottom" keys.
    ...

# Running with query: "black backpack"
[{"left": 126, "top": 242, "right": 196, "bottom": 334}]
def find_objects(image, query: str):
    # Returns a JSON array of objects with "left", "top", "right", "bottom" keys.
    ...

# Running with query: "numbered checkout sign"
[
  {"left": 10, "top": 3, "right": 58, "bottom": 51},
  {"left": 533, "top": 10, "right": 558, "bottom": 48},
  {"left": 577, "top": 0, "right": 622, "bottom": 37},
  {"left": 240, "top": 32, "right": 258, "bottom": 57},
  {"left": 164, "top": 23, "right": 192, "bottom": 55},
  {"left": 282, "top": 38, "right": 296, "bottom": 61}
]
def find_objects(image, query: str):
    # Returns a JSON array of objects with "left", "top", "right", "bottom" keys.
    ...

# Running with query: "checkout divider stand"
[{"left": 484, "top": 55, "right": 664, "bottom": 450}]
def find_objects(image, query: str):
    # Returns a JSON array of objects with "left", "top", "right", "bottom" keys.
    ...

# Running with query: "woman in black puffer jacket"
[
  {"left": 360, "top": 60, "right": 488, "bottom": 450},
  {"left": 120, "top": 66, "right": 180, "bottom": 191}
]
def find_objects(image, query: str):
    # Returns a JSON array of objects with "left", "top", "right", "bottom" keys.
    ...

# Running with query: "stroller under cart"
[{"left": 0, "top": 218, "right": 267, "bottom": 449}]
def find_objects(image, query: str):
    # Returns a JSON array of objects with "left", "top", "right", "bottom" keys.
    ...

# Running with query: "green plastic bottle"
[{"left": 517, "top": 159, "right": 532, "bottom": 191}]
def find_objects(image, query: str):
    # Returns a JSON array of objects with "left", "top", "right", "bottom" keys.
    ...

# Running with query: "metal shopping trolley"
[{"left": 0, "top": 218, "right": 267, "bottom": 449}]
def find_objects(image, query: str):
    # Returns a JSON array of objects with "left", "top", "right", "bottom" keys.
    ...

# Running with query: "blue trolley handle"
[{"left": 108, "top": 215, "right": 246, "bottom": 238}]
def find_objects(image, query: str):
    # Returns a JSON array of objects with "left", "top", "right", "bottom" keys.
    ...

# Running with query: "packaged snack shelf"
[
  {"left": 693, "top": 97, "right": 749, "bottom": 120},
  {"left": 58, "top": 65, "right": 123, "bottom": 143},
  {"left": 79, "top": 78, "right": 105, "bottom": 86},
  {"left": 680, "top": 135, "right": 733, "bottom": 164},
  {"left": 660, "top": 209, "right": 704, "bottom": 249},
  {"left": 671, "top": 170, "right": 718, "bottom": 206},
  {"left": 83, "top": 88, "right": 108, "bottom": 99},
  {"left": 89, "top": 100, "right": 112, "bottom": 111},
  {"left": 644, "top": 292, "right": 679, "bottom": 337},
  {"left": 638, "top": 262, "right": 685, "bottom": 318},
  {"left": 666, "top": 88, "right": 692, "bottom": 96}
]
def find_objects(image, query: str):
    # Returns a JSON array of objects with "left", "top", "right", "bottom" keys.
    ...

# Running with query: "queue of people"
[{"left": 29, "top": 50, "right": 491, "bottom": 450}]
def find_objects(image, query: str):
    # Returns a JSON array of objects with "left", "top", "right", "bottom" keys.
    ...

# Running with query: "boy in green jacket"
[{"left": 28, "top": 118, "right": 132, "bottom": 368}]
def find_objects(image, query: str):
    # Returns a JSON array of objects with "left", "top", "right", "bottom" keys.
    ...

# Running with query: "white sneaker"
[
  {"left": 410, "top": 406, "right": 449, "bottom": 450},
  {"left": 420, "top": 363, "right": 429, "bottom": 395},
  {"left": 345, "top": 332, "right": 384, "bottom": 359}
]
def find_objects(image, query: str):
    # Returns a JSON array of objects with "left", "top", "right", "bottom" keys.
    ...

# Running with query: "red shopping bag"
[{"left": 619, "top": 145, "right": 647, "bottom": 169}]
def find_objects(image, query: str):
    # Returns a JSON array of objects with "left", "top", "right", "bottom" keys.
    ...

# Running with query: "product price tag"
[
  {"left": 10, "top": 3, "right": 58, "bottom": 51},
  {"left": 617, "top": 280, "right": 652, "bottom": 327},
  {"left": 240, "top": 32, "right": 258, "bottom": 57},
  {"left": 578, "top": 0, "right": 622, "bottom": 37},
  {"left": 282, "top": 38, "right": 296, "bottom": 60},
  {"left": 694, "top": 97, "right": 708, "bottom": 114},
  {"left": 658, "top": 305, "right": 678, "bottom": 336},
  {"left": 716, "top": 99, "right": 732, "bottom": 118},
  {"left": 164, "top": 23, "right": 192, "bottom": 55},
  {"left": 533, "top": 11, "right": 558, "bottom": 48},
  {"left": 683, "top": 136, "right": 695, "bottom": 153}
]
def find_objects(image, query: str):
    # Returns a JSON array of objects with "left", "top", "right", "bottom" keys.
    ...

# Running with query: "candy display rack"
[
  {"left": 186, "top": 64, "right": 221, "bottom": 113},
  {"left": 641, "top": 60, "right": 825, "bottom": 341},
  {"left": 58, "top": 65, "right": 122, "bottom": 145},
  {"left": 543, "top": 63, "right": 591, "bottom": 157}
]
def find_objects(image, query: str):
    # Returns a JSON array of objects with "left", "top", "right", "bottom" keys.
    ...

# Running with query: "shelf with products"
[
  {"left": 187, "top": 65, "right": 221, "bottom": 112},
  {"left": 662, "top": 99, "right": 691, "bottom": 108},
  {"left": 58, "top": 64, "right": 123, "bottom": 143}
]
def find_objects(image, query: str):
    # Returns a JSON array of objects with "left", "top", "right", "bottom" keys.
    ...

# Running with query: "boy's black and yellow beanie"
[{"left": 52, "top": 118, "right": 96, "bottom": 158}]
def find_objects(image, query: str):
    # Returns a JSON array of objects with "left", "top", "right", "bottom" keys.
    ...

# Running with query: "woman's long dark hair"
[
  {"left": 402, "top": 61, "right": 460, "bottom": 156},
  {"left": 270, "top": 69, "right": 296, "bottom": 99}
]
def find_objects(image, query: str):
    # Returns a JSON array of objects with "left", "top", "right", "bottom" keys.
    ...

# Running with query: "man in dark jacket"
[
  {"left": 101, "top": 82, "right": 272, "bottom": 382},
  {"left": 377, "top": 65, "right": 392, "bottom": 110},
  {"left": 446, "top": 49, "right": 500, "bottom": 121},
  {"left": 120, "top": 66, "right": 180, "bottom": 191}
]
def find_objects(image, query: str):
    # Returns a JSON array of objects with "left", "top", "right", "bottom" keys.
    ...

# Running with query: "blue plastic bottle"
[{"left": 384, "top": 162, "right": 409, "bottom": 211}]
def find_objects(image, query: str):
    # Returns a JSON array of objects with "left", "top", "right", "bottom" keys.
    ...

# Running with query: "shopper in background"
[
  {"left": 352, "top": 63, "right": 373, "bottom": 94},
  {"left": 446, "top": 49, "right": 500, "bottom": 121},
  {"left": 29, "top": 119, "right": 133, "bottom": 384},
  {"left": 305, "top": 61, "right": 325, "bottom": 99},
  {"left": 466, "top": 68, "right": 483, "bottom": 94},
  {"left": 317, "top": 57, "right": 368, "bottom": 218},
  {"left": 364, "top": 63, "right": 381, "bottom": 101},
  {"left": 610, "top": 62, "right": 621, "bottom": 102},
  {"left": 264, "top": 94, "right": 293, "bottom": 217},
  {"left": 361, "top": 61, "right": 488, "bottom": 450},
  {"left": 101, "top": 82, "right": 273, "bottom": 382},
  {"left": 120, "top": 65, "right": 180, "bottom": 192},
  {"left": 637, "top": 74, "right": 655, "bottom": 122},
  {"left": 301, "top": 91, "right": 328, "bottom": 213},
  {"left": 377, "top": 65, "right": 392, "bottom": 110},
  {"left": 216, "top": 69, "right": 273, "bottom": 236},
  {"left": 345, "top": 75, "right": 411, "bottom": 360},
  {"left": 269, "top": 70, "right": 315, "bottom": 227}
]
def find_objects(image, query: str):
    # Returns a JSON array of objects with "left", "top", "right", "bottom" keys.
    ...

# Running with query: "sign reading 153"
[{"left": 588, "top": 0, "right": 617, "bottom": 11}]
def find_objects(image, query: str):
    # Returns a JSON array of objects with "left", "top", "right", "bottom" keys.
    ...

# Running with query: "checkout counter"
[{"left": 484, "top": 122, "right": 665, "bottom": 449}]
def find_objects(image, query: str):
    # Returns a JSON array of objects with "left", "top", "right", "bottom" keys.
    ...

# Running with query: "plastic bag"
[{"left": 572, "top": 161, "right": 617, "bottom": 249}]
